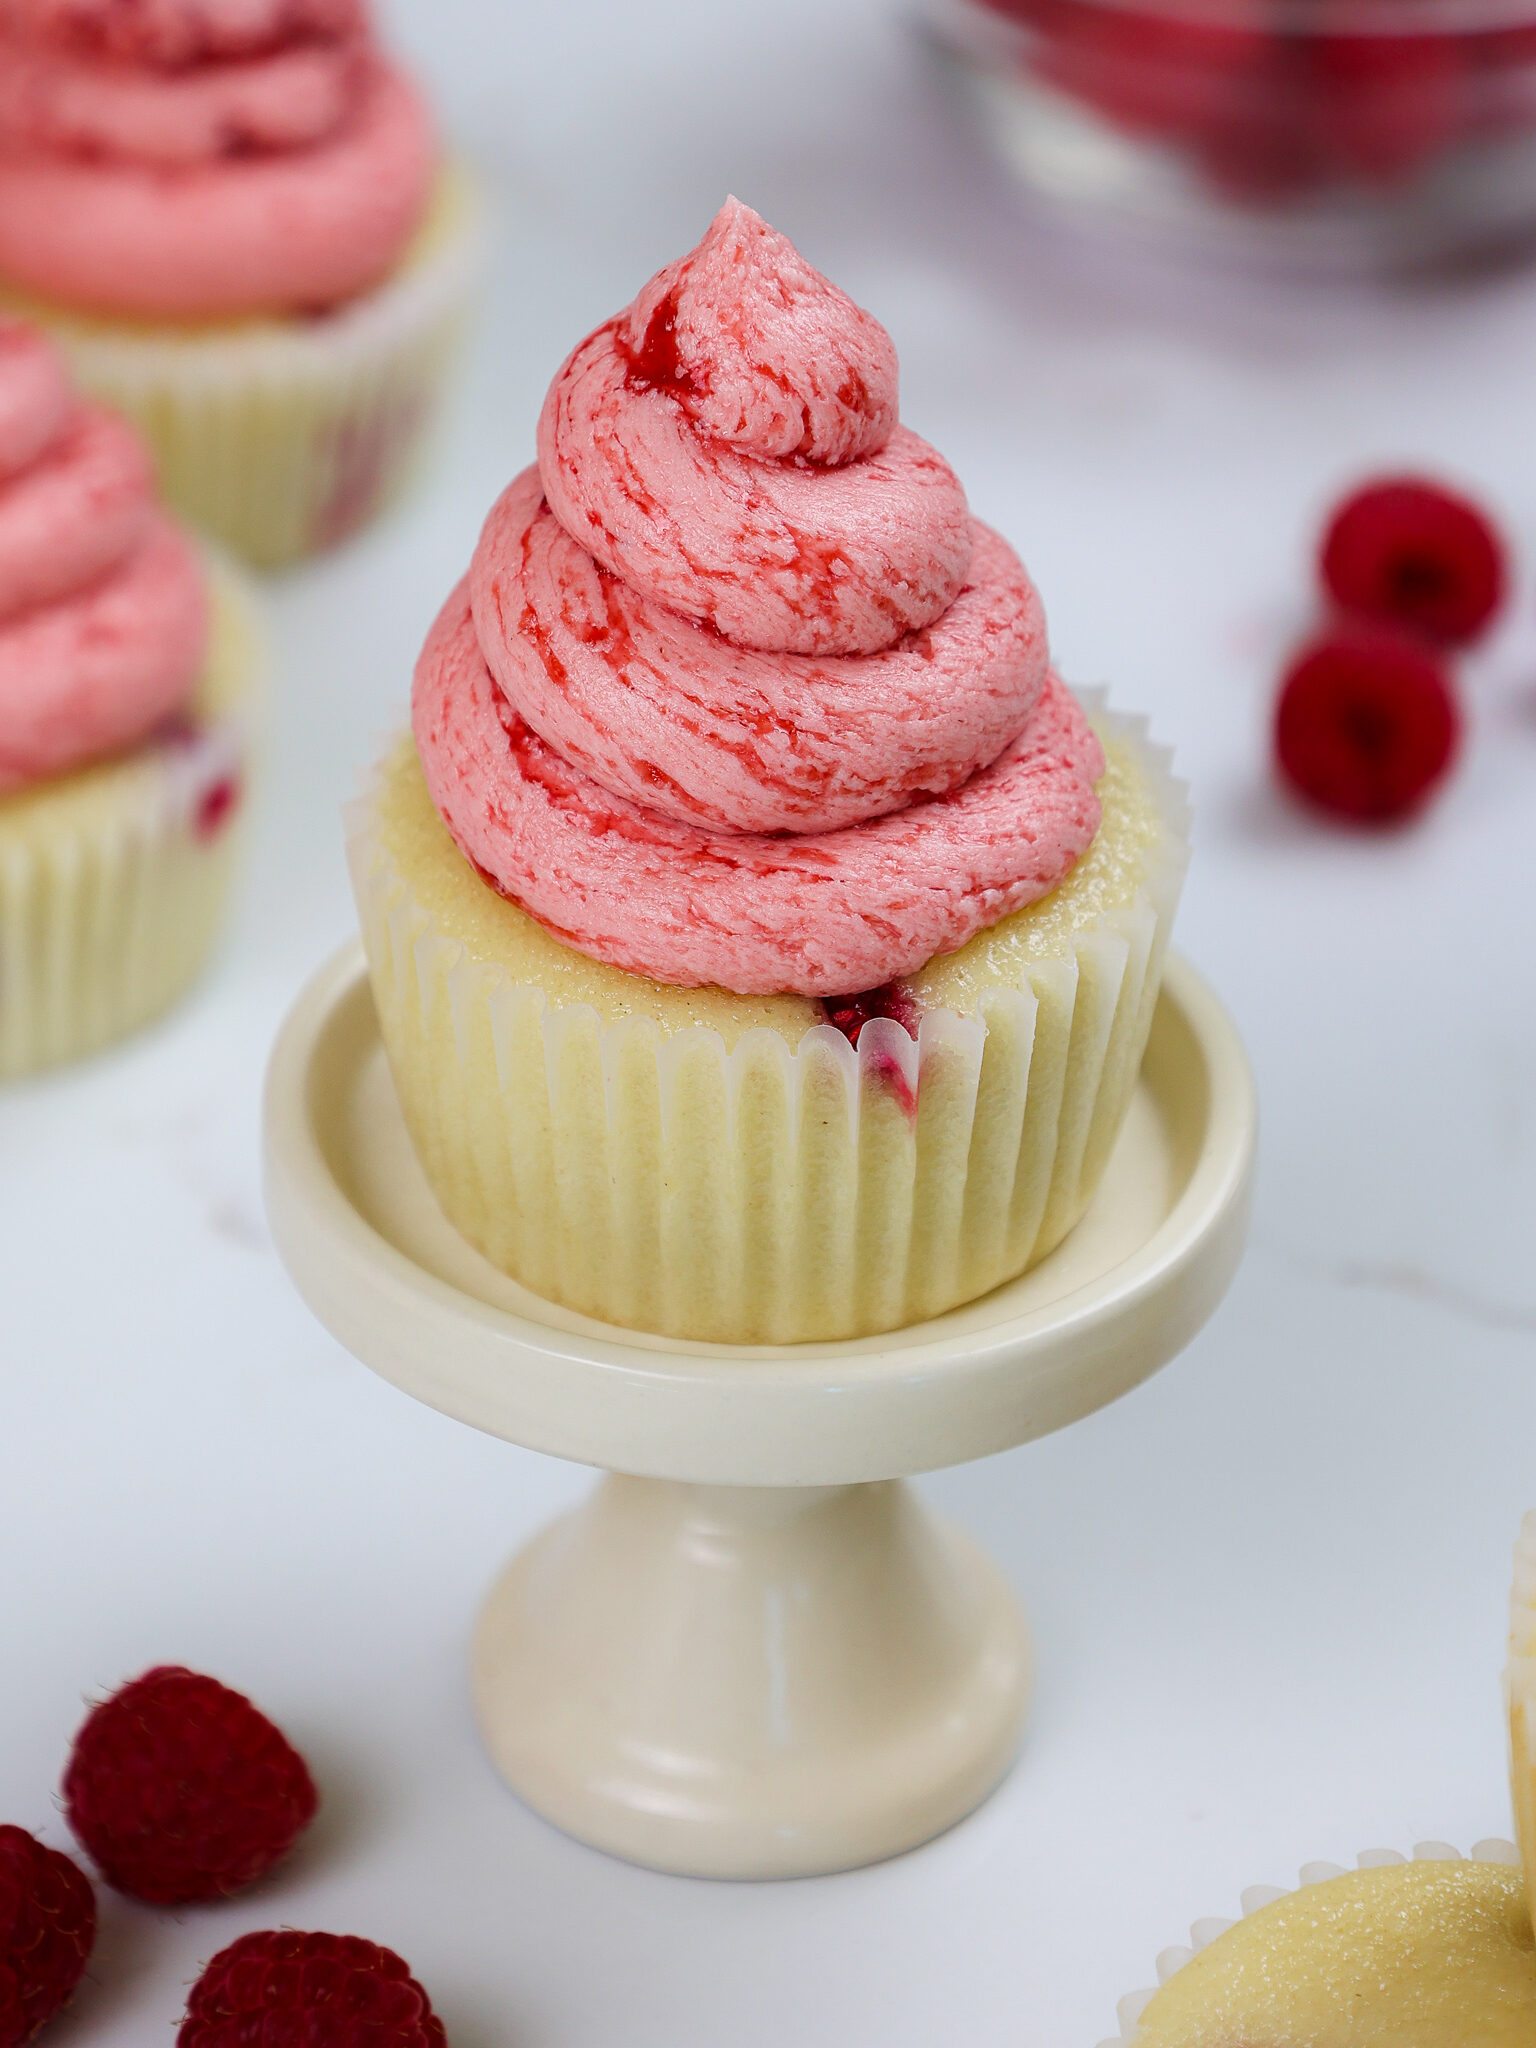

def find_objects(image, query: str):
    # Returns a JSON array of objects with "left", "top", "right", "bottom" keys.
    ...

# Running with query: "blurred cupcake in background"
[
  {"left": 0, "top": 319, "right": 259, "bottom": 1078},
  {"left": 0, "top": 0, "right": 480, "bottom": 567}
]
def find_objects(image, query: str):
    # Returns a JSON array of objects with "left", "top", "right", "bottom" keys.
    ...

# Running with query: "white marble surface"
[{"left": 3, "top": 3, "right": 1535, "bottom": 2043}]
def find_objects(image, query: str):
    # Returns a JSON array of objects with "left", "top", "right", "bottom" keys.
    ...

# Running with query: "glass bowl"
[{"left": 926, "top": 0, "right": 1536, "bottom": 268}]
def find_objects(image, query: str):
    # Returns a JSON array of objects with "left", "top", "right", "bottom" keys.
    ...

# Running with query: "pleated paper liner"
[
  {"left": 2, "top": 164, "right": 482, "bottom": 570},
  {"left": 347, "top": 693, "right": 1189, "bottom": 1346},
  {"left": 1103, "top": 1838, "right": 1529, "bottom": 2048},
  {"left": 1509, "top": 1510, "right": 1536, "bottom": 1925},
  {"left": 0, "top": 561, "right": 260, "bottom": 1078}
]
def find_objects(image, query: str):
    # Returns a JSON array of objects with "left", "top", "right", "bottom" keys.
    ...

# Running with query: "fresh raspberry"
[
  {"left": 1274, "top": 626, "right": 1461, "bottom": 823},
  {"left": 1320, "top": 475, "right": 1506, "bottom": 646},
  {"left": 0, "top": 1827, "right": 95, "bottom": 2048},
  {"left": 178, "top": 1930, "right": 448, "bottom": 2048},
  {"left": 63, "top": 1668, "right": 317, "bottom": 1906}
]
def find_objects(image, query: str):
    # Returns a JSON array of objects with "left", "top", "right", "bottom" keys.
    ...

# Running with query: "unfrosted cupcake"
[
  {"left": 0, "top": 0, "right": 478, "bottom": 567},
  {"left": 1509, "top": 1509, "right": 1536, "bottom": 1931},
  {"left": 1109, "top": 1843, "right": 1534, "bottom": 2048},
  {"left": 348, "top": 200, "right": 1188, "bottom": 1344},
  {"left": 1103, "top": 1513, "right": 1536, "bottom": 2045},
  {"left": 0, "top": 320, "right": 257, "bottom": 1077}
]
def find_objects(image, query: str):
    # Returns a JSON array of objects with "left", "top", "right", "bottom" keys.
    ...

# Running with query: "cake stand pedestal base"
[
  {"left": 264, "top": 946, "right": 1255, "bottom": 1881},
  {"left": 472, "top": 1475, "right": 1029, "bottom": 1877}
]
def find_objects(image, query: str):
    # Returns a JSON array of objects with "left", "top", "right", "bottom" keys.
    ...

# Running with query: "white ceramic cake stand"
[{"left": 263, "top": 944, "right": 1255, "bottom": 1880}]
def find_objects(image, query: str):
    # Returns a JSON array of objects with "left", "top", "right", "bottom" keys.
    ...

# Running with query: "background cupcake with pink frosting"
[
  {"left": 349, "top": 201, "right": 1189, "bottom": 1345},
  {"left": 0, "top": 0, "right": 479, "bottom": 568},
  {"left": 0, "top": 318, "right": 258, "bottom": 1076}
]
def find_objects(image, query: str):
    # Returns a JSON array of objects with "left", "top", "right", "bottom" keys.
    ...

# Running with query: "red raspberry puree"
[
  {"left": 0, "top": 321, "right": 206, "bottom": 792},
  {"left": 415, "top": 201, "right": 1103, "bottom": 998},
  {"left": 0, "top": 0, "right": 434, "bottom": 317}
]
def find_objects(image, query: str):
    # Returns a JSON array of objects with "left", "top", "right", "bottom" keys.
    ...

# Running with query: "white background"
[{"left": 3, "top": 2, "right": 1535, "bottom": 2042}]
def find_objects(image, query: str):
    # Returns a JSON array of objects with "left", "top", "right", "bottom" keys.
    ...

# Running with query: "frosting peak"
[
  {"left": 416, "top": 208, "right": 1103, "bottom": 998},
  {"left": 538, "top": 202, "right": 971, "bottom": 660},
  {"left": 621, "top": 198, "right": 898, "bottom": 469}
]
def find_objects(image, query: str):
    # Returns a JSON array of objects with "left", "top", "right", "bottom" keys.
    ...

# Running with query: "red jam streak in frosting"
[
  {"left": 617, "top": 286, "right": 691, "bottom": 397},
  {"left": 413, "top": 201, "right": 1103, "bottom": 998}
]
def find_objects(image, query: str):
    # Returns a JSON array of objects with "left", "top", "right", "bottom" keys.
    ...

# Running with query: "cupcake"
[
  {"left": 0, "top": 0, "right": 479, "bottom": 568},
  {"left": 1108, "top": 1843, "right": 1534, "bottom": 2047},
  {"left": 0, "top": 320, "right": 257, "bottom": 1077},
  {"left": 348, "top": 199, "right": 1188, "bottom": 1344},
  {"left": 1509, "top": 1509, "right": 1536, "bottom": 1932},
  {"left": 1103, "top": 1512, "right": 1536, "bottom": 2044}
]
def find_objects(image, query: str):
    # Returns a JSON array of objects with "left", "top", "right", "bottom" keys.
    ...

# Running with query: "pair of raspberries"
[
  {"left": 1274, "top": 475, "right": 1505, "bottom": 824},
  {"left": 2, "top": 1666, "right": 445, "bottom": 2047}
]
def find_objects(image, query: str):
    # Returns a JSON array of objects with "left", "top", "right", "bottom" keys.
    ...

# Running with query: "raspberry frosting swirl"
[
  {"left": 0, "top": 0, "right": 359, "bottom": 60},
  {"left": 537, "top": 205, "right": 971, "bottom": 659},
  {"left": 415, "top": 203, "right": 1103, "bottom": 999},
  {"left": 0, "top": 0, "right": 433, "bottom": 316},
  {"left": 0, "top": 322, "right": 206, "bottom": 793}
]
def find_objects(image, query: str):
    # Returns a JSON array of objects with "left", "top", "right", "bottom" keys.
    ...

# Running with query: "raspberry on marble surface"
[
  {"left": 1320, "top": 474, "right": 1506, "bottom": 646},
  {"left": 1274, "top": 624, "right": 1460, "bottom": 823},
  {"left": 0, "top": 1826, "right": 95, "bottom": 2048},
  {"left": 63, "top": 1666, "right": 316, "bottom": 1905},
  {"left": 178, "top": 1929, "right": 448, "bottom": 2048}
]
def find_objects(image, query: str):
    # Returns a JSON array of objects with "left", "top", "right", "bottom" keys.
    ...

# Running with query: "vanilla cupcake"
[
  {"left": 349, "top": 200, "right": 1187, "bottom": 1344},
  {"left": 0, "top": 0, "right": 478, "bottom": 567},
  {"left": 0, "top": 321, "right": 257, "bottom": 1076},
  {"left": 1108, "top": 1843, "right": 1534, "bottom": 2048},
  {"left": 1103, "top": 1513, "right": 1536, "bottom": 2046},
  {"left": 1509, "top": 1510, "right": 1536, "bottom": 1933}
]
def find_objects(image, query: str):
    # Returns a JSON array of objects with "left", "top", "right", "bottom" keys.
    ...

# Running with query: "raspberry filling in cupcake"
[
  {"left": 0, "top": 0, "right": 435, "bottom": 317},
  {"left": 416, "top": 197, "right": 1104, "bottom": 1000},
  {"left": 0, "top": 319, "right": 206, "bottom": 791}
]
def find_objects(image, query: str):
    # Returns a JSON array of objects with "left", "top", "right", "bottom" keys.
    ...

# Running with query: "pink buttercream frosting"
[
  {"left": 0, "top": 0, "right": 433, "bottom": 317},
  {"left": 414, "top": 203, "right": 1103, "bottom": 999},
  {"left": 0, "top": 321, "right": 206, "bottom": 793}
]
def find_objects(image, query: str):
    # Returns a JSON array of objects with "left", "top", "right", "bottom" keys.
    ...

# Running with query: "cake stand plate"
[{"left": 264, "top": 946, "right": 1255, "bottom": 1878}]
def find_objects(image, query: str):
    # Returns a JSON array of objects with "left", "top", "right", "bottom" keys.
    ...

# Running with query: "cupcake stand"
[{"left": 263, "top": 944, "right": 1255, "bottom": 1880}]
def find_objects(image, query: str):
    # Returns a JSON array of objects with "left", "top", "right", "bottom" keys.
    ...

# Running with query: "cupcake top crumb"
[{"left": 1133, "top": 1859, "right": 1536, "bottom": 2047}]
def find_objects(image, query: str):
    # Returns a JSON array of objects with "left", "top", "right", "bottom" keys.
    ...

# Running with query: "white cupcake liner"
[
  {"left": 1507, "top": 1510, "right": 1536, "bottom": 1910},
  {"left": 0, "top": 561, "right": 260, "bottom": 1077},
  {"left": 1100, "top": 1838, "right": 1524, "bottom": 2046},
  {"left": 3, "top": 163, "right": 482, "bottom": 568},
  {"left": 347, "top": 695, "right": 1188, "bottom": 1345}
]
